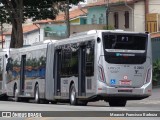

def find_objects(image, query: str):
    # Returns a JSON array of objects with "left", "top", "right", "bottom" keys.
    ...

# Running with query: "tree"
[
  {"left": 153, "top": 59, "right": 160, "bottom": 86},
  {"left": 0, "top": 0, "right": 82, "bottom": 48}
]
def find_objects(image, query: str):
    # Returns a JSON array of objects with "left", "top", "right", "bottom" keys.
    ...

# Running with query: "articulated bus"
[{"left": 4, "top": 30, "right": 152, "bottom": 106}]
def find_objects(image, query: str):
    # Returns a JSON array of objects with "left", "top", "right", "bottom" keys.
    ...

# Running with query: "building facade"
[
  {"left": 87, "top": 6, "right": 106, "bottom": 25},
  {"left": 4, "top": 24, "right": 40, "bottom": 48}
]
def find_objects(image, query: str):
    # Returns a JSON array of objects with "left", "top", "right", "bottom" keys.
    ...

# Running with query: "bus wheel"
[
  {"left": 34, "top": 84, "right": 40, "bottom": 103},
  {"left": 14, "top": 85, "right": 19, "bottom": 102},
  {"left": 69, "top": 84, "right": 77, "bottom": 105},
  {"left": 109, "top": 99, "right": 127, "bottom": 107}
]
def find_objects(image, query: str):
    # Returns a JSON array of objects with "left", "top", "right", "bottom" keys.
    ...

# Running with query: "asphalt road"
[{"left": 0, "top": 88, "right": 159, "bottom": 120}]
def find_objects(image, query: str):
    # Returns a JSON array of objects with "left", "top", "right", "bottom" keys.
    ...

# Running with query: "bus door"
[
  {"left": 54, "top": 49, "right": 61, "bottom": 96},
  {"left": 78, "top": 45, "right": 86, "bottom": 96},
  {"left": 20, "top": 55, "right": 26, "bottom": 95}
]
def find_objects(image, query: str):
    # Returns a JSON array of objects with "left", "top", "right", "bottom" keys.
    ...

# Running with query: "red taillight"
[
  {"left": 98, "top": 65, "right": 106, "bottom": 82},
  {"left": 145, "top": 67, "right": 152, "bottom": 84}
]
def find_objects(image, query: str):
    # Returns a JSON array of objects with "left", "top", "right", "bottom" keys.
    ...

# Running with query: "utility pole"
[
  {"left": 106, "top": 0, "right": 109, "bottom": 30},
  {"left": 66, "top": 0, "right": 70, "bottom": 38}
]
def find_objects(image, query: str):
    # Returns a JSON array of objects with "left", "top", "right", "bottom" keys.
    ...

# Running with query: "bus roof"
[{"left": 70, "top": 30, "right": 148, "bottom": 38}]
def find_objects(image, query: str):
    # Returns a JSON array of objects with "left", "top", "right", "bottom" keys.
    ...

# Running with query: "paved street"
[{"left": 0, "top": 87, "right": 159, "bottom": 120}]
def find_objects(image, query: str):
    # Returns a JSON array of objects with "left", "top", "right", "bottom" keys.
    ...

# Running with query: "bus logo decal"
[
  {"left": 116, "top": 53, "right": 135, "bottom": 57},
  {"left": 116, "top": 53, "right": 120, "bottom": 56},
  {"left": 124, "top": 76, "right": 128, "bottom": 80}
]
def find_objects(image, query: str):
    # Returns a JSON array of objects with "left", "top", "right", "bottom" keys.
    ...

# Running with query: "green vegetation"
[
  {"left": 0, "top": 0, "right": 83, "bottom": 48},
  {"left": 153, "top": 59, "right": 160, "bottom": 86}
]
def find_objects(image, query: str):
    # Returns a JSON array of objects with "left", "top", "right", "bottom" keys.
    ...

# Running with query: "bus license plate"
[{"left": 120, "top": 80, "right": 132, "bottom": 85}]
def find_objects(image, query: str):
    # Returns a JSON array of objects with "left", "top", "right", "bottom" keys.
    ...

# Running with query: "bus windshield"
[
  {"left": 102, "top": 33, "right": 148, "bottom": 64},
  {"left": 103, "top": 34, "right": 147, "bottom": 50}
]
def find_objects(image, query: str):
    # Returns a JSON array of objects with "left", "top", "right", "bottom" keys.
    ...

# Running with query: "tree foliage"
[
  {"left": 0, "top": 0, "right": 83, "bottom": 48},
  {"left": 153, "top": 59, "right": 160, "bottom": 82}
]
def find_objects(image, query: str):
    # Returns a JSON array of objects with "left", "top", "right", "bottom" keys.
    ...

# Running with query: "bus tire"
[
  {"left": 14, "top": 85, "right": 19, "bottom": 102},
  {"left": 109, "top": 99, "right": 127, "bottom": 107},
  {"left": 34, "top": 84, "right": 40, "bottom": 103},
  {"left": 69, "top": 84, "right": 77, "bottom": 105}
]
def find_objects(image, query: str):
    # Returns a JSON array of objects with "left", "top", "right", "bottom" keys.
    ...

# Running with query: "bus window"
[{"left": 104, "top": 34, "right": 147, "bottom": 50}]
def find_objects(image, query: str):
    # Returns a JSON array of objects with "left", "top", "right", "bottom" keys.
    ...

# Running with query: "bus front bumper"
[{"left": 96, "top": 82, "right": 152, "bottom": 100}]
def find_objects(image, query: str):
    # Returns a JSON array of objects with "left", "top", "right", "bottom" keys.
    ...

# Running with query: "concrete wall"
[
  {"left": 4, "top": 36, "right": 11, "bottom": 48},
  {"left": 80, "top": 17, "right": 87, "bottom": 25},
  {"left": 4, "top": 30, "right": 39, "bottom": 48},
  {"left": 108, "top": 1, "right": 146, "bottom": 32},
  {"left": 70, "top": 18, "right": 80, "bottom": 25},
  {"left": 149, "top": 0, "right": 160, "bottom": 13},
  {"left": 108, "top": 5, "right": 133, "bottom": 31},
  {"left": 70, "top": 24, "right": 105, "bottom": 34},
  {"left": 149, "top": 0, "right": 160, "bottom": 32},
  {"left": 24, "top": 30, "right": 40, "bottom": 45},
  {"left": 87, "top": 6, "right": 106, "bottom": 24},
  {"left": 87, "top": 0, "right": 98, "bottom": 4},
  {"left": 134, "top": 1, "right": 145, "bottom": 32}
]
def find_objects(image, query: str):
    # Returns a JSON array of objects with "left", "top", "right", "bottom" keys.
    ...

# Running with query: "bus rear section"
[{"left": 97, "top": 32, "right": 152, "bottom": 106}]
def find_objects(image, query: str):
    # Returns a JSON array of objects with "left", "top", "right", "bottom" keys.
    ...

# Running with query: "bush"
[{"left": 153, "top": 59, "right": 160, "bottom": 84}]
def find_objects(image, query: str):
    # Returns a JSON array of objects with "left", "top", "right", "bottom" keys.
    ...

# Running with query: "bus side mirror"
[
  {"left": 97, "top": 37, "right": 101, "bottom": 43},
  {"left": 5, "top": 54, "right": 8, "bottom": 58}
]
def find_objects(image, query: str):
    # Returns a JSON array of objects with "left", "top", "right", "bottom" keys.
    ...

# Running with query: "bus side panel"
[
  {"left": 45, "top": 44, "right": 55, "bottom": 100},
  {"left": 6, "top": 52, "right": 20, "bottom": 97},
  {"left": 0, "top": 53, "right": 7, "bottom": 95},
  {"left": 2, "top": 54, "right": 7, "bottom": 95},
  {"left": 24, "top": 48, "right": 47, "bottom": 98},
  {"left": 0, "top": 55, "right": 3, "bottom": 94}
]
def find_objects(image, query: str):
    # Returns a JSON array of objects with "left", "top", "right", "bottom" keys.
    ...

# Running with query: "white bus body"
[
  {"left": 0, "top": 49, "right": 8, "bottom": 97},
  {"left": 4, "top": 30, "right": 152, "bottom": 106}
]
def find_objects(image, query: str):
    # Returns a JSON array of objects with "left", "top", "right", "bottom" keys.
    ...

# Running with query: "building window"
[
  {"left": 91, "top": 15, "right": 97, "bottom": 24},
  {"left": 125, "top": 11, "right": 129, "bottom": 28},
  {"left": 114, "top": 12, "right": 119, "bottom": 29},
  {"left": 99, "top": 14, "right": 104, "bottom": 24}
]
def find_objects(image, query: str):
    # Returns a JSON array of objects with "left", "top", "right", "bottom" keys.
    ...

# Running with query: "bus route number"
[{"left": 134, "top": 66, "right": 144, "bottom": 69}]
